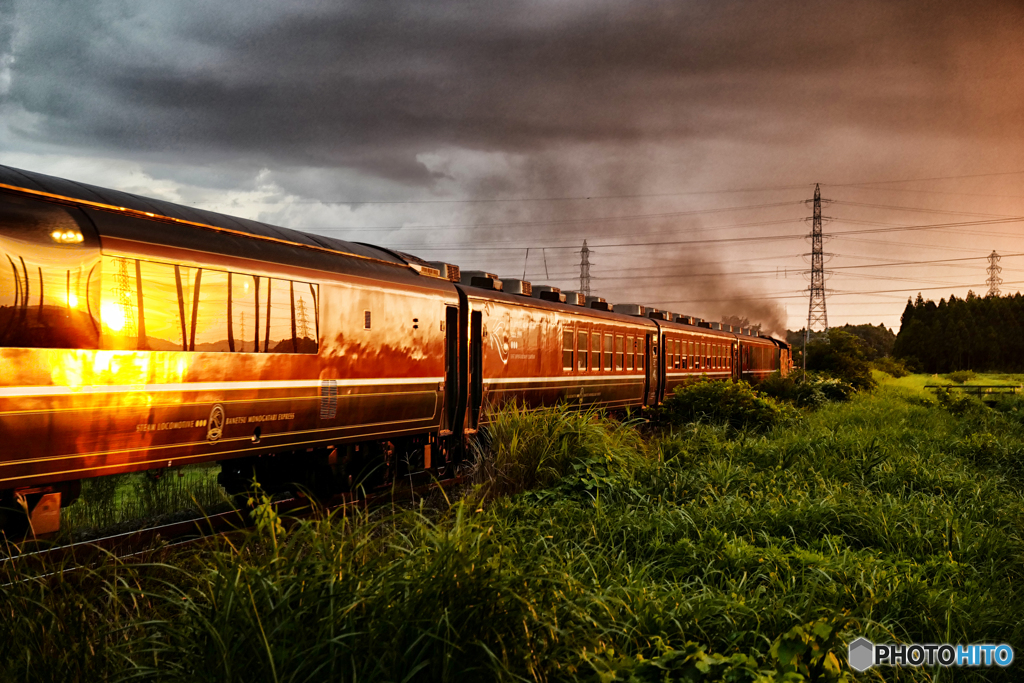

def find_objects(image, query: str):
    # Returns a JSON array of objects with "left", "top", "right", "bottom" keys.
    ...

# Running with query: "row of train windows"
[
  {"left": 664, "top": 338, "right": 731, "bottom": 371},
  {"left": 744, "top": 346, "right": 774, "bottom": 370},
  {"left": 101, "top": 256, "right": 320, "bottom": 353},
  {"left": 0, "top": 254, "right": 319, "bottom": 352},
  {"left": 561, "top": 330, "right": 645, "bottom": 372}
]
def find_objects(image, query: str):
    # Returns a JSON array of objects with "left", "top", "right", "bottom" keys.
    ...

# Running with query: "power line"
[
  {"left": 831, "top": 200, "right": 1016, "bottom": 219},
  {"left": 830, "top": 170, "right": 1024, "bottom": 186},
  {"left": 304, "top": 201, "right": 804, "bottom": 233},
  {"left": 368, "top": 212, "right": 1024, "bottom": 252},
  {"left": 286, "top": 183, "right": 811, "bottom": 206},
  {"left": 831, "top": 184, "right": 1024, "bottom": 201}
]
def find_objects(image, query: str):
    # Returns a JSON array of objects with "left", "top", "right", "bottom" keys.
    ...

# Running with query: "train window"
[
  {"left": 258, "top": 279, "right": 289, "bottom": 352},
  {"left": 137, "top": 260, "right": 186, "bottom": 350},
  {"left": 591, "top": 331, "right": 601, "bottom": 371},
  {"left": 604, "top": 333, "right": 613, "bottom": 371},
  {"left": 626, "top": 335, "right": 634, "bottom": 370},
  {"left": 0, "top": 196, "right": 101, "bottom": 349},
  {"left": 292, "top": 282, "right": 318, "bottom": 353},
  {"left": 615, "top": 335, "right": 624, "bottom": 370},
  {"left": 230, "top": 273, "right": 258, "bottom": 352},
  {"left": 681, "top": 340, "right": 687, "bottom": 370},
  {"left": 578, "top": 330, "right": 589, "bottom": 371},
  {"left": 635, "top": 337, "right": 644, "bottom": 370},
  {"left": 562, "top": 329, "right": 574, "bottom": 371},
  {"left": 187, "top": 268, "right": 230, "bottom": 351},
  {"left": 99, "top": 257, "right": 317, "bottom": 353},
  {"left": 674, "top": 340, "right": 681, "bottom": 369},
  {"left": 101, "top": 257, "right": 169, "bottom": 350}
]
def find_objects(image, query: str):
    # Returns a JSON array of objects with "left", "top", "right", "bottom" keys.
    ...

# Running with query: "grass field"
[{"left": 3, "top": 374, "right": 1023, "bottom": 682}]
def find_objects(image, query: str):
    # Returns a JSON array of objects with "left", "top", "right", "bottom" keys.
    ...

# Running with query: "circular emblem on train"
[{"left": 207, "top": 404, "right": 225, "bottom": 442}]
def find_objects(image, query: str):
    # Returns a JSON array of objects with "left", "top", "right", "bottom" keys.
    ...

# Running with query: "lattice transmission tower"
[
  {"left": 113, "top": 256, "right": 137, "bottom": 337},
  {"left": 296, "top": 296, "right": 311, "bottom": 338},
  {"left": 805, "top": 184, "right": 829, "bottom": 339},
  {"left": 579, "top": 240, "right": 592, "bottom": 297},
  {"left": 987, "top": 251, "right": 1002, "bottom": 297}
]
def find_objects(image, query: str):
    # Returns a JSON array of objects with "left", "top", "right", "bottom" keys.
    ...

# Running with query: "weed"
[
  {"left": 658, "top": 378, "right": 799, "bottom": 431},
  {"left": 946, "top": 370, "right": 977, "bottom": 384}
]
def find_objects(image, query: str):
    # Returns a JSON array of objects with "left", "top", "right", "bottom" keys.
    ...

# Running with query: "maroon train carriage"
[
  {"left": 0, "top": 163, "right": 788, "bottom": 534},
  {"left": 455, "top": 277, "right": 659, "bottom": 429}
]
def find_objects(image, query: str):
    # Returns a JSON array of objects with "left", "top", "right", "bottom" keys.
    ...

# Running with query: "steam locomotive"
[{"left": 0, "top": 164, "right": 790, "bottom": 532}]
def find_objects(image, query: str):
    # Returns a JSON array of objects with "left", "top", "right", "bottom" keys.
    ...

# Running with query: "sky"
[{"left": 3, "top": 0, "right": 1024, "bottom": 335}]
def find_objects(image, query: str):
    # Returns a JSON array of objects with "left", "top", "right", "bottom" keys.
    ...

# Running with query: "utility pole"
[
  {"left": 804, "top": 183, "right": 829, "bottom": 373},
  {"left": 579, "top": 240, "right": 591, "bottom": 297},
  {"left": 986, "top": 251, "right": 1002, "bottom": 297}
]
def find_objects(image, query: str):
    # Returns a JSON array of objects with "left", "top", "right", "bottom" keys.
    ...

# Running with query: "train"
[{"left": 0, "top": 163, "right": 790, "bottom": 533}]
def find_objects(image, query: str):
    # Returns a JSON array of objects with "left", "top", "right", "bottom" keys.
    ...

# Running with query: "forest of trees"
[{"left": 893, "top": 291, "right": 1024, "bottom": 372}]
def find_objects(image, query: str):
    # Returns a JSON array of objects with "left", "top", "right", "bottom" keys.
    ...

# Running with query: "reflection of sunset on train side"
[{"left": 101, "top": 300, "right": 127, "bottom": 333}]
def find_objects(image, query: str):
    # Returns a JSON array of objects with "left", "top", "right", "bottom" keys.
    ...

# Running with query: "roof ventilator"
[
  {"left": 501, "top": 279, "right": 533, "bottom": 296},
  {"left": 563, "top": 291, "right": 587, "bottom": 306},
  {"left": 533, "top": 285, "right": 567, "bottom": 303},
  {"left": 461, "top": 270, "right": 503, "bottom": 291},
  {"left": 429, "top": 262, "right": 461, "bottom": 282},
  {"left": 612, "top": 303, "right": 646, "bottom": 316}
]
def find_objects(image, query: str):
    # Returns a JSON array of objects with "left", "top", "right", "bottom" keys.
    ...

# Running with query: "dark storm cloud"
[{"left": 6, "top": 0, "right": 1023, "bottom": 188}]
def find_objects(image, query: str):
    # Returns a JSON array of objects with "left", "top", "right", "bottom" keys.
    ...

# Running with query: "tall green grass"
[
  {"left": 60, "top": 464, "right": 227, "bottom": 538},
  {"left": 2, "top": 378, "right": 1023, "bottom": 681}
]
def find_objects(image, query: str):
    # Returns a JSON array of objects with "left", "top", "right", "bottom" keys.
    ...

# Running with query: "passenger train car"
[{"left": 0, "top": 164, "right": 789, "bottom": 532}]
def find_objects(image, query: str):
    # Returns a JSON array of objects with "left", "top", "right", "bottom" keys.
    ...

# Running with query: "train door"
[
  {"left": 454, "top": 289, "right": 470, "bottom": 435},
  {"left": 443, "top": 305, "right": 459, "bottom": 433},
  {"left": 645, "top": 332, "right": 660, "bottom": 406},
  {"left": 469, "top": 310, "right": 483, "bottom": 431},
  {"left": 732, "top": 342, "right": 740, "bottom": 381}
]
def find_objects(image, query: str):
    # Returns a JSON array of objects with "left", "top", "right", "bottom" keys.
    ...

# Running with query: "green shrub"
[
  {"left": 473, "top": 402, "right": 647, "bottom": 499},
  {"left": 658, "top": 379, "right": 797, "bottom": 431},
  {"left": 933, "top": 386, "right": 986, "bottom": 416},
  {"left": 946, "top": 370, "right": 977, "bottom": 384},
  {"left": 758, "top": 371, "right": 854, "bottom": 408},
  {"left": 871, "top": 356, "right": 909, "bottom": 378},
  {"left": 805, "top": 330, "right": 876, "bottom": 391}
]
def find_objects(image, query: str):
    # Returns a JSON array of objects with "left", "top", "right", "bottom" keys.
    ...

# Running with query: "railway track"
[{"left": 4, "top": 473, "right": 470, "bottom": 572}]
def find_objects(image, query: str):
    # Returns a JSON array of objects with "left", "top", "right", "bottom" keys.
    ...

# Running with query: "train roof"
[
  {"left": 457, "top": 282, "right": 661, "bottom": 328},
  {"left": 0, "top": 163, "right": 410, "bottom": 268}
]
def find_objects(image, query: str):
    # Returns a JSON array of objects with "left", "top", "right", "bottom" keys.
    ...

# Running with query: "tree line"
[{"left": 893, "top": 291, "right": 1024, "bottom": 372}]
